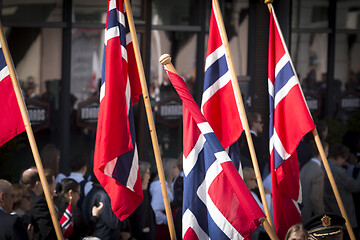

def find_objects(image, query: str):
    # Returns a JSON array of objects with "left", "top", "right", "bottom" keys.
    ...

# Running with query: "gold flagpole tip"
[
  {"left": 159, "top": 54, "right": 171, "bottom": 65},
  {"left": 264, "top": 0, "right": 273, "bottom": 4}
]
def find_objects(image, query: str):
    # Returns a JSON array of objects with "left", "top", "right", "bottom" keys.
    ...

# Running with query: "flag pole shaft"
[
  {"left": 123, "top": 1, "right": 177, "bottom": 239},
  {"left": 265, "top": 1, "right": 355, "bottom": 239},
  {"left": 0, "top": 23, "right": 63, "bottom": 240},
  {"left": 212, "top": 0, "right": 273, "bottom": 227},
  {"left": 260, "top": 218, "right": 279, "bottom": 240}
]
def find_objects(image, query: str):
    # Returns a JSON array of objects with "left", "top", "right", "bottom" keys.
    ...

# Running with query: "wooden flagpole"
[
  {"left": 159, "top": 54, "right": 278, "bottom": 240},
  {"left": 212, "top": 0, "right": 273, "bottom": 227},
  {"left": 264, "top": 1, "right": 355, "bottom": 239},
  {"left": 123, "top": 1, "right": 177, "bottom": 239},
  {"left": 0, "top": 23, "right": 64, "bottom": 240}
]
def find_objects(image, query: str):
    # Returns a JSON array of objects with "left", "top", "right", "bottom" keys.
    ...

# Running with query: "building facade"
[{"left": 0, "top": 0, "right": 359, "bottom": 179}]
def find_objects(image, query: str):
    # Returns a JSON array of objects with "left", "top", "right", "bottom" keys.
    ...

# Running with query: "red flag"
[
  {"left": 268, "top": 7, "right": 315, "bottom": 239},
  {"left": 164, "top": 68, "right": 264, "bottom": 240},
  {"left": 93, "top": 0, "right": 143, "bottom": 221},
  {"left": 59, "top": 203, "right": 73, "bottom": 238},
  {"left": 0, "top": 45, "right": 25, "bottom": 147}
]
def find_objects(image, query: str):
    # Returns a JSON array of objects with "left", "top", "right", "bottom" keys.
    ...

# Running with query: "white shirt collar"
[{"left": 311, "top": 157, "right": 321, "bottom": 167}]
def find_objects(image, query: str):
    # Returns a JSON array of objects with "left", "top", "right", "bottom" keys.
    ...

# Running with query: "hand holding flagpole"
[
  {"left": 123, "top": 1, "right": 177, "bottom": 239},
  {"left": 264, "top": 1, "right": 355, "bottom": 239},
  {"left": 0, "top": 23, "right": 63, "bottom": 240}
]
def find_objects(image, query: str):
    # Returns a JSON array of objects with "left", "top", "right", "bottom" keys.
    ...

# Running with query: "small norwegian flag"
[{"left": 59, "top": 203, "right": 73, "bottom": 238}]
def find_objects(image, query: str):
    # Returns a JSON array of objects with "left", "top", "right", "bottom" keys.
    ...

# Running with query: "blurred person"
[
  {"left": 243, "top": 167, "right": 272, "bottom": 240},
  {"left": 82, "top": 172, "right": 126, "bottom": 240},
  {"left": 54, "top": 178, "right": 103, "bottom": 240},
  {"left": 300, "top": 140, "right": 328, "bottom": 224},
  {"left": 297, "top": 132, "right": 313, "bottom": 170},
  {"left": 243, "top": 167, "right": 272, "bottom": 214},
  {"left": 172, "top": 153, "right": 184, "bottom": 240},
  {"left": 316, "top": 121, "right": 328, "bottom": 141},
  {"left": 11, "top": 183, "right": 31, "bottom": 216},
  {"left": 68, "top": 154, "right": 93, "bottom": 208},
  {"left": 11, "top": 183, "right": 33, "bottom": 237},
  {"left": 240, "top": 112, "right": 269, "bottom": 177},
  {"left": 129, "top": 161, "right": 156, "bottom": 240},
  {"left": 150, "top": 158, "right": 179, "bottom": 240},
  {"left": 24, "top": 76, "right": 40, "bottom": 99},
  {"left": 324, "top": 143, "right": 360, "bottom": 238},
  {"left": 21, "top": 167, "right": 56, "bottom": 239},
  {"left": 285, "top": 223, "right": 309, "bottom": 240},
  {"left": 0, "top": 179, "right": 30, "bottom": 239},
  {"left": 41, "top": 144, "right": 65, "bottom": 184},
  {"left": 44, "top": 168, "right": 56, "bottom": 198}
]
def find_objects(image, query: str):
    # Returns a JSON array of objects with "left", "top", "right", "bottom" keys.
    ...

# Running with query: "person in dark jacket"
[
  {"left": 0, "top": 179, "right": 30, "bottom": 240},
  {"left": 21, "top": 167, "right": 56, "bottom": 240},
  {"left": 54, "top": 178, "right": 103, "bottom": 240},
  {"left": 129, "top": 161, "right": 156, "bottom": 240},
  {"left": 82, "top": 180, "right": 125, "bottom": 240}
]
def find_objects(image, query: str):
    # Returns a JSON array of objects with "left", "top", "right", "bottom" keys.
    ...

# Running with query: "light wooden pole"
[
  {"left": 212, "top": 0, "right": 273, "bottom": 226},
  {"left": 264, "top": 1, "right": 355, "bottom": 239},
  {"left": 123, "top": 1, "right": 177, "bottom": 239},
  {"left": 0, "top": 23, "right": 63, "bottom": 240},
  {"left": 160, "top": 54, "right": 278, "bottom": 240}
]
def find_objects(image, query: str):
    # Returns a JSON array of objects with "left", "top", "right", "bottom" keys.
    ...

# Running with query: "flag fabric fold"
[
  {"left": 0, "top": 43, "right": 25, "bottom": 147},
  {"left": 59, "top": 203, "right": 73, "bottom": 238},
  {"left": 164, "top": 68, "right": 264, "bottom": 240},
  {"left": 268, "top": 8, "right": 315, "bottom": 239},
  {"left": 94, "top": 0, "right": 143, "bottom": 221},
  {"left": 201, "top": 0, "right": 244, "bottom": 172}
]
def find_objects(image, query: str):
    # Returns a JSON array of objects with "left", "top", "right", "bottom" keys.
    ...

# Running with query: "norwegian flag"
[
  {"left": 94, "top": 0, "right": 143, "bottom": 221},
  {"left": 268, "top": 7, "right": 315, "bottom": 239},
  {"left": 0, "top": 43, "right": 25, "bottom": 147},
  {"left": 201, "top": 0, "right": 244, "bottom": 172},
  {"left": 164, "top": 68, "right": 264, "bottom": 240},
  {"left": 60, "top": 203, "right": 73, "bottom": 238}
]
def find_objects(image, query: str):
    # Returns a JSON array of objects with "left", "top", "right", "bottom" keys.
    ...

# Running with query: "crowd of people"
[
  {"left": 1, "top": 114, "right": 360, "bottom": 240},
  {"left": 0, "top": 143, "right": 183, "bottom": 240}
]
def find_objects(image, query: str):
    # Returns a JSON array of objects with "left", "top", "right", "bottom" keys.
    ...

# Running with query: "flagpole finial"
[
  {"left": 264, "top": 0, "right": 273, "bottom": 4},
  {"left": 159, "top": 54, "right": 171, "bottom": 65}
]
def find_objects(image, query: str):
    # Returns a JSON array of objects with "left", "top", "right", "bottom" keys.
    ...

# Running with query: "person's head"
[
  {"left": 25, "top": 76, "right": 37, "bottom": 96},
  {"left": 68, "top": 154, "right": 88, "bottom": 174},
  {"left": 243, "top": 167, "right": 257, "bottom": 190},
  {"left": 248, "top": 113, "right": 263, "bottom": 134},
  {"left": 163, "top": 158, "right": 180, "bottom": 184},
  {"left": 44, "top": 168, "right": 56, "bottom": 197},
  {"left": 56, "top": 178, "right": 80, "bottom": 206},
  {"left": 285, "top": 223, "right": 309, "bottom": 240},
  {"left": 310, "top": 140, "right": 329, "bottom": 159},
  {"left": 329, "top": 144, "right": 350, "bottom": 167},
  {"left": 41, "top": 144, "right": 61, "bottom": 176},
  {"left": 21, "top": 167, "right": 43, "bottom": 195},
  {"left": 304, "top": 213, "right": 345, "bottom": 240},
  {"left": 12, "top": 183, "right": 31, "bottom": 213},
  {"left": 139, "top": 161, "right": 151, "bottom": 189},
  {"left": 317, "top": 121, "right": 328, "bottom": 140},
  {"left": 177, "top": 152, "right": 183, "bottom": 172},
  {"left": 0, "top": 179, "right": 14, "bottom": 213}
]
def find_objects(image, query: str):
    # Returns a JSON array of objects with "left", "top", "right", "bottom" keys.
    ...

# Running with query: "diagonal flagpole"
[
  {"left": 0, "top": 23, "right": 63, "bottom": 240},
  {"left": 264, "top": 1, "right": 355, "bottom": 239},
  {"left": 123, "top": 1, "right": 177, "bottom": 239},
  {"left": 212, "top": 0, "right": 273, "bottom": 227}
]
